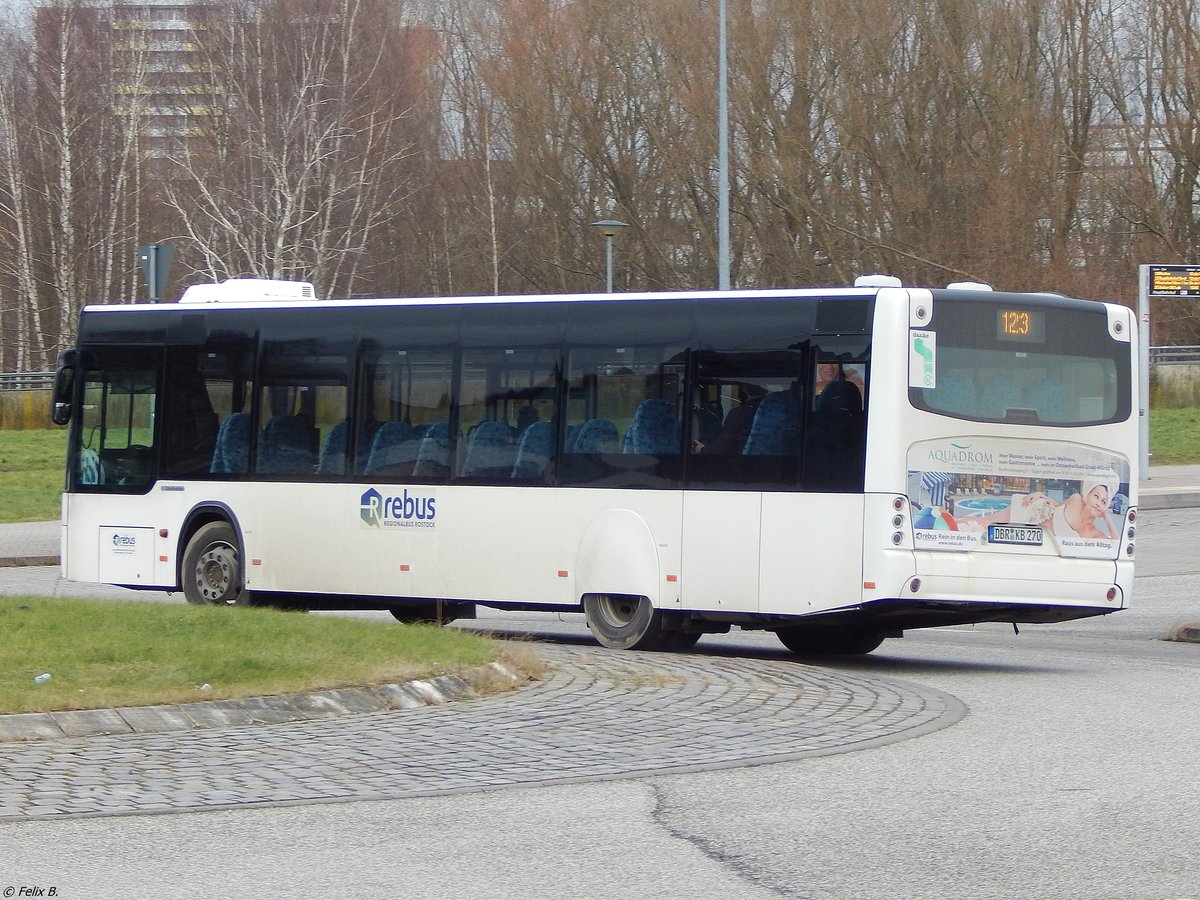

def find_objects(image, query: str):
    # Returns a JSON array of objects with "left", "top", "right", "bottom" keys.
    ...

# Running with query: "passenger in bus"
[
  {"left": 814, "top": 360, "right": 864, "bottom": 400},
  {"left": 803, "top": 379, "right": 864, "bottom": 490},
  {"left": 692, "top": 383, "right": 765, "bottom": 454}
]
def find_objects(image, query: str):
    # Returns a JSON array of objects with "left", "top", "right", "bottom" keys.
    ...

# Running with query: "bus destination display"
[{"left": 997, "top": 308, "right": 1045, "bottom": 343}]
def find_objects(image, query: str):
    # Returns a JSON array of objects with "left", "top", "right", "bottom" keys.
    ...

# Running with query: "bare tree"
[
  {"left": 164, "top": 0, "right": 436, "bottom": 298},
  {"left": 0, "top": 1, "right": 146, "bottom": 368}
]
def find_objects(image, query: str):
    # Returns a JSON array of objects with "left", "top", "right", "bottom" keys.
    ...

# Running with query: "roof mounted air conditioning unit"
[{"left": 179, "top": 279, "right": 316, "bottom": 303}]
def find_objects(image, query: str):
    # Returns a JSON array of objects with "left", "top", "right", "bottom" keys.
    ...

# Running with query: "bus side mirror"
[{"left": 51, "top": 350, "right": 78, "bottom": 426}]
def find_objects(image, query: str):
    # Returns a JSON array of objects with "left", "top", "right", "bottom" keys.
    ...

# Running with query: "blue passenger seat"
[
  {"left": 365, "top": 421, "right": 418, "bottom": 476},
  {"left": 930, "top": 371, "right": 977, "bottom": 415},
  {"left": 1026, "top": 380, "right": 1070, "bottom": 423},
  {"left": 258, "top": 415, "right": 315, "bottom": 474},
  {"left": 980, "top": 375, "right": 1025, "bottom": 419},
  {"left": 571, "top": 418, "right": 619, "bottom": 454},
  {"left": 622, "top": 399, "right": 680, "bottom": 455},
  {"left": 511, "top": 420, "right": 554, "bottom": 479},
  {"left": 210, "top": 412, "right": 251, "bottom": 474},
  {"left": 412, "top": 422, "right": 451, "bottom": 478},
  {"left": 742, "top": 390, "right": 802, "bottom": 456},
  {"left": 317, "top": 420, "right": 349, "bottom": 475},
  {"left": 460, "top": 420, "right": 516, "bottom": 478}
]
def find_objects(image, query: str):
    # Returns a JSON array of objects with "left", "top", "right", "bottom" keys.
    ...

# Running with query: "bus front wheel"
[
  {"left": 182, "top": 521, "right": 251, "bottom": 607},
  {"left": 583, "top": 594, "right": 668, "bottom": 651}
]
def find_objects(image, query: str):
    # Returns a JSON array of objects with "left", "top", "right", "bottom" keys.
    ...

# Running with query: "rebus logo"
[
  {"left": 112, "top": 534, "right": 137, "bottom": 547},
  {"left": 359, "top": 487, "right": 437, "bottom": 529},
  {"left": 360, "top": 488, "right": 383, "bottom": 526}
]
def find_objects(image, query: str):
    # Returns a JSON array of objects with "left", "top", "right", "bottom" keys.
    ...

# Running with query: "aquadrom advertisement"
[{"left": 907, "top": 436, "right": 1130, "bottom": 559}]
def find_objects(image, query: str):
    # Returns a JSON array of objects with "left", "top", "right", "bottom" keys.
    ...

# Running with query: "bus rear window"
[{"left": 910, "top": 297, "right": 1130, "bottom": 426}]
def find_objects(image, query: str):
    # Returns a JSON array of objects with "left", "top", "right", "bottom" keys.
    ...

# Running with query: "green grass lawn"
[
  {"left": 0, "top": 596, "right": 538, "bottom": 715},
  {"left": 0, "top": 428, "right": 67, "bottom": 522},
  {"left": 1146, "top": 407, "right": 1200, "bottom": 465}
]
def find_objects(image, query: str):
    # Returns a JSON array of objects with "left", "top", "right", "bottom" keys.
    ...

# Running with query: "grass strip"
[
  {"left": 0, "top": 429, "right": 67, "bottom": 523},
  {"left": 0, "top": 596, "right": 505, "bottom": 715},
  {"left": 1148, "top": 407, "right": 1200, "bottom": 465}
]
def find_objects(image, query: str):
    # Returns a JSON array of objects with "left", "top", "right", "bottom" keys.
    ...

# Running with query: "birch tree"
[{"left": 164, "top": 0, "right": 436, "bottom": 298}]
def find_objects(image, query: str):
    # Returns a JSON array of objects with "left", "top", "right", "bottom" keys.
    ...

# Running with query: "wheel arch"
[
  {"left": 575, "top": 508, "right": 661, "bottom": 608},
  {"left": 177, "top": 502, "right": 245, "bottom": 590}
]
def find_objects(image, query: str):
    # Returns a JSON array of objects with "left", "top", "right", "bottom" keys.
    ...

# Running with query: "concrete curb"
[
  {"left": 0, "top": 660, "right": 527, "bottom": 743},
  {"left": 1138, "top": 490, "right": 1200, "bottom": 510}
]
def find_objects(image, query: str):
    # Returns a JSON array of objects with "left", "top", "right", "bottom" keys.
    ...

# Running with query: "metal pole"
[
  {"left": 591, "top": 220, "right": 628, "bottom": 293},
  {"left": 605, "top": 235, "right": 614, "bottom": 293},
  {"left": 717, "top": 0, "right": 730, "bottom": 290},
  {"left": 147, "top": 245, "right": 158, "bottom": 302},
  {"left": 1138, "top": 264, "right": 1151, "bottom": 477}
]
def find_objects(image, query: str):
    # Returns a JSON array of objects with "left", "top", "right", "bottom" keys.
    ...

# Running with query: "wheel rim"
[
  {"left": 195, "top": 541, "right": 240, "bottom": 604},
  {"left": 593, "top": 595, "right": 640, "bottom": 628}
]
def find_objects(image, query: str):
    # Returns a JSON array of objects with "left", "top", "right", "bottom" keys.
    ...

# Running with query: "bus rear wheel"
[
  {"left": 583, "top": 594, "right": 669, "bottom": 651},
  {"left": 775, "top": 625, "right": 885, "bottom": 657},
  {"left": 182, "top": 521, "right": 251, "bottom": 606}
]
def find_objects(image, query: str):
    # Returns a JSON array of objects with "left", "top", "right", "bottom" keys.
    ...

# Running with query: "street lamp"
[{"left": 591, "top": 219, "right": 629, "bottom": 292}]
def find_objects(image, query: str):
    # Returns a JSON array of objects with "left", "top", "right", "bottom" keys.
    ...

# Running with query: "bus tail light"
[{"left": 889, "top": 497, "right": 910, "bottom": 547}]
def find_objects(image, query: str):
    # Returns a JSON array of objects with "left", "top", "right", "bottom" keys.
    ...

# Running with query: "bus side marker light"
[
  {"left": 864, "top": 581, "right": 876, "bottom": 590},
  {"left": 557, "top": 570, "right": 568, "bottom": 578},
  {"left": 1107, "top": 588, "right": 1117, "bottom": 601},
  {"left": 158, "top": 528, "right": 169, "bottom": 538},
  {"left": 909, "top": 578, "right": 921, "bottom": 593},
  {"left": 251, "top": 558, "right": 262, "bottom": 566},
  {"left": 666, "top": 574, "right": 678, "bottom": 582},
  {"left": 159, "top": 555, "right": 168, "bottom": 562},
  {"left": 400, "top": 564, "right": 411, "bottom": 572}
]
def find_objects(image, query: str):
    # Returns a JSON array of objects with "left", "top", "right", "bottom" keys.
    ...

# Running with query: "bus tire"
[
  {"left": 776, "top": 626, "right": 885, "bottom": 656},
  {"left": 659, "top": 629, "right": 702, "bottom": 652},
  {"left": 583, "top": 594, "right": 667, "bottom": 651},
  {"left": 182, "top": 521, "right": 251, "bottom": 606},
  {"left": 841, "top": 629, "right": 886, "bottom": 655}
]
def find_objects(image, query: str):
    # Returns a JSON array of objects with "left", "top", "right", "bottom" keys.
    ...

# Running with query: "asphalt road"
[{"left": 2, "top": 509, "right": 1198, "bottom": 899}]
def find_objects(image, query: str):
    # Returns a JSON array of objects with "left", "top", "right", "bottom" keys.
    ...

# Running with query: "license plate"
[{"left": 988, "top": 524, "right": 1043, "bottom": 546}]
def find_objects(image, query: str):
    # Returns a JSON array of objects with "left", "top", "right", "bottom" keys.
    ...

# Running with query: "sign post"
[
  {"left": 1140, "top": 264, "right": 1200, "bottom": 477},
  {"left": 137, "top": 242, "right": 174, "bottom": 302}
]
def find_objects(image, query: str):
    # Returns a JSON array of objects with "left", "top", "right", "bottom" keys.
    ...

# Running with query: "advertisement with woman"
[{"left": 907, "top": 437, "right": 1130, "bottom": 559}]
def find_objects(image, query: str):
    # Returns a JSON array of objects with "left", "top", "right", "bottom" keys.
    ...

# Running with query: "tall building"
[{"left": 109, "top": 0, "right": 218, "bottom": 159}]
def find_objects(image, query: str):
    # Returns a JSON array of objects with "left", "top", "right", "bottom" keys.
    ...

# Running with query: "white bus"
[{"left": 51, "top": 276, "right": 1138, "bottom": 656}]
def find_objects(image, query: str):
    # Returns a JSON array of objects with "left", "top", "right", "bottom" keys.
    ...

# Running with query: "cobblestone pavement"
[{"left": 0, "top": 644, "right": 963, "bottom": 822}]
